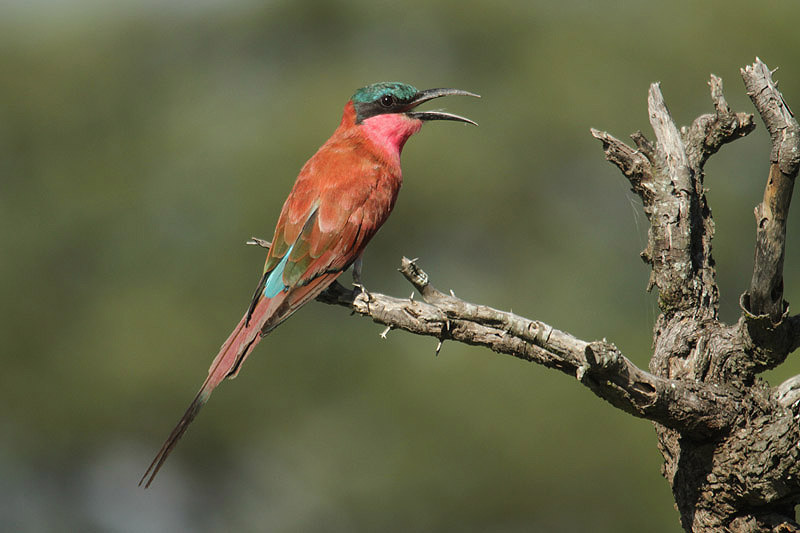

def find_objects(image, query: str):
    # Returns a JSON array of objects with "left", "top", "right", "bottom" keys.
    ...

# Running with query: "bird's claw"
[{"left": 352, "top": 282, "right": 372, "bottom": 301}]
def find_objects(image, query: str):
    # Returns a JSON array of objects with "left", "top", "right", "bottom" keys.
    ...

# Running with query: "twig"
[{"left": 246, "top": 237, "right": 272, "bottom": 249}]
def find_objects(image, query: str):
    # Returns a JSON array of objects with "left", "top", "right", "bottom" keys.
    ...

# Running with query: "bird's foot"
[
  {"left": 351, "top": 282, "right": 373, "bottom": 313},
  {"left": 352, "top": 282, "right": 372, "bottom": 302}
]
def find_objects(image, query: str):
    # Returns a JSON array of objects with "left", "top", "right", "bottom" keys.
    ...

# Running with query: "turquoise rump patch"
[{"left": 263, "top": 245, "right": 293, "bottom": 298}]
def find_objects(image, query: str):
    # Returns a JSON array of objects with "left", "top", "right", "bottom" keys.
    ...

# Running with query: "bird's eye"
[{"left": 380, "top": 95, "right": 394, "bottom": 107}]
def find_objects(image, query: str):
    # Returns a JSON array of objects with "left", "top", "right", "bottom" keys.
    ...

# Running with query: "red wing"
[
  {"left": 264, "top": 146, "right": 389, "bottom": 285},
  {"left": 256, "top": 147, "right": 396, "bottom": 331}
]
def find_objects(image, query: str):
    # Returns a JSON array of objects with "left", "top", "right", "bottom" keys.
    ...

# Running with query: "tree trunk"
[{"left": 293, "top": 58, "right": 800, "bottom": 532}]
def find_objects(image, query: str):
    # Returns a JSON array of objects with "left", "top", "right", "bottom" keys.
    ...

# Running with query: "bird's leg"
[
  {"left": 352, "top": 256, "right": 364, "bottom": 286},
  {"left": 351, "top": 255, "right": 372, "bottom": 304}
]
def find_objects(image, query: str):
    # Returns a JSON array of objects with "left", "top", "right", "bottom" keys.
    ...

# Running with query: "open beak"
[{"left": 405, "top": 88, "right": 480, "bottom": 125}]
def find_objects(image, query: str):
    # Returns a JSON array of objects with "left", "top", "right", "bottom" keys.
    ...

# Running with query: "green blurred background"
[{"left": 3, "top": 0, "right": 800, "bottom": 531}]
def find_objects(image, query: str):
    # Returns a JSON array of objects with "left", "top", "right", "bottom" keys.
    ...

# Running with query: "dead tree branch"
[
  {"left": 316, "top": 259, "right": 741, "bottom": 438},
  {"left": 741, "top": 58, "right": 800, "bottom": 324},
  {"left": 247, "top": 58, "right": 800, "bottom": 532}
]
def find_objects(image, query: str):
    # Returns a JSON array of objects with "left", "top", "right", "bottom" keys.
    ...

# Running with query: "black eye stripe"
[{"left": 354, "top": 92, "right": 410, "bottom": 123}]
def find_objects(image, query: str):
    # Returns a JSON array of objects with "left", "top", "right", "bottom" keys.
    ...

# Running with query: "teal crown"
[{"left": 351, "top": 82, "right": 418, "bottom": 104}]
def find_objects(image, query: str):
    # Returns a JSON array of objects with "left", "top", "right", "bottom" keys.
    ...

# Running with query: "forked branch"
[{"left": 252, "top": 60, "right": 800, "bottom": 531}]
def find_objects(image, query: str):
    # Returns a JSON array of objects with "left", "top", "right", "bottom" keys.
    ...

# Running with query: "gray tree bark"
[{"left": 266, "top": 58, "right": 800, "bottom": 532}]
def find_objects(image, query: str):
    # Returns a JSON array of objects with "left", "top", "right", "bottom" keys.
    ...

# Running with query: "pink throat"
[{"left": 360, "top": 114, "right": 423, "bottom": 162}]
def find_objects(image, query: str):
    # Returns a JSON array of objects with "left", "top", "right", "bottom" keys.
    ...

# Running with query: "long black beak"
[{"left": 405, "top": 88, "right": 480, "bottom": 125}]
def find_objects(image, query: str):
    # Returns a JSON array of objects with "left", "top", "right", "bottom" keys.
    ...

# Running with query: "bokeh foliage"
[{"left": 2, "top": 0, "right": 800, "bottom": 531}]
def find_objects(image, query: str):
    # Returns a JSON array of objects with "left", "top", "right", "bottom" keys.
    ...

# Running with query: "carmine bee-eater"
[{"left": 140, "top": 82, "right": 478, "bottom": 487}]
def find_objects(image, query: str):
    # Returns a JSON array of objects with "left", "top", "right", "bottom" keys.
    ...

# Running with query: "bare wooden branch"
[
  {"left": 594, "top": 80, "right": 748, "bottom": 316},
  {"left": 742, "top": 58, "right": 800, "bottom": 323},
  {"left": 276, "top": 60, "right": 799, "bottom": 531},
  {"left": 577, "top": 65, "right": 800, "bottom": 530},
  {"left": 742, "top": 59, "right": 800, "bottom": 175},
  {"left": 631, "top": 130, "right": 656, "bottom": 161},
  {"left": 317, "top": 258, "right": 740, "bottom": 438},
  {"left": 644, "top": 82, "right": 703, "bottom": 313},
  {"left": 590, "top": 128, "right": 654, "bottom": 201},
  {"left": 591, "top": 65, "right": 800, "bottom": 532},
  {"left": 649, "top": 82, "right": 694, "bottom": 195},
  {"left": 246, "top": 237, "right": 272, "bottom": 248},
  {"left": 684, "top": 75, "right": 756, "bottom": 170}
]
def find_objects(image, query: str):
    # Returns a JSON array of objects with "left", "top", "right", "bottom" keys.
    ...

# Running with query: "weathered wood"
[
  {"left": 304, "top": 59, "right": 800, "bottom": 532},
  {"left": 318, "top": 262, "right": 740, "bottom": 438},
  {"left": 742, "top": 60, "right": 800, "bottom": 324}
]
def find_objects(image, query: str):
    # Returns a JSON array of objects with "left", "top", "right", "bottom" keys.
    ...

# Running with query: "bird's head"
[
  {"left": 352, "top": 82, "right": 479, "bottom": 125},
  {"left": 349, "top": 82, "right": 479, "bottom": 160}
]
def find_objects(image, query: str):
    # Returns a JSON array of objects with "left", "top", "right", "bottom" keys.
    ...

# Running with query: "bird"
[{"left": 140, "top": 82, "right": 478, "bottom": 487}]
